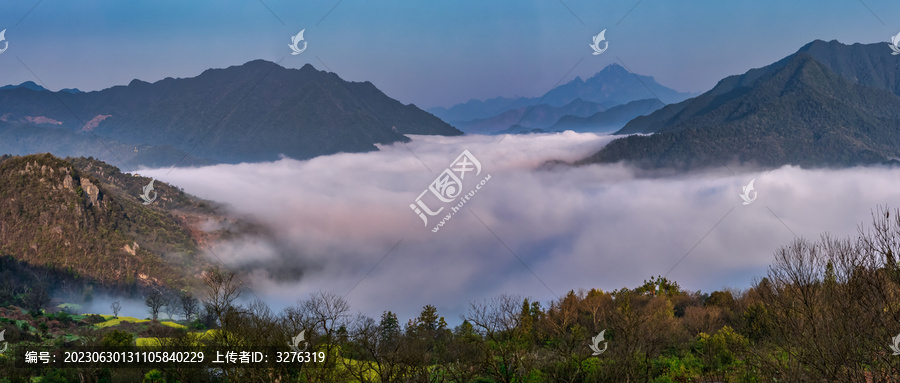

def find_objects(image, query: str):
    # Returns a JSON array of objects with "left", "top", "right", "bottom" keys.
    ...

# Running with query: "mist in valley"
[{"left": 138, "top": 132, "right": 900, "bottom": 322}]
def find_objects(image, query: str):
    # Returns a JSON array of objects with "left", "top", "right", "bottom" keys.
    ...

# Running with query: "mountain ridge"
[
  {"left": 0, "top": 60, "right": 461, "bottom": 166},
  {"left": 579, "top": 41, "right": 900, "bottom": 170}
]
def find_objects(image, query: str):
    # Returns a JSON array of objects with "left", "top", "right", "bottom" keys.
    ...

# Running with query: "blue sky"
[{"left": 1, "top": 0, "right": 899, "bottom": 108}]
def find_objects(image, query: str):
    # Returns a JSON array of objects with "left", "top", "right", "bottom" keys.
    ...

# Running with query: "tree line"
[{"left": 7, "top": 207, "right": 900, "bottom": 382}]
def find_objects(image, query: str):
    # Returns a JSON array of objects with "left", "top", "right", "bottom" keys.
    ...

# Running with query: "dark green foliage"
[
  {"left": 48, "top": 311, "right": 73, "bottom": 325},
  {"left": 0, "top": 255, "right": 107, "bottom": 310},
  {"left": 83, "top": 314, "right": 106, "bottom": 324},
  {"left": 636, "top": 275, "right": 680, "bottom": 297},
  {"left": 705, "top": 290, "right": 735, "bottom": 308},
  {"left": 36, "top": 369, "right": 72, "bottom": 383},
  {"left": 189, "top": 319, "right": 205, "bottom": 330},
  {"left": 142, "top": 369, "right": 166, "bottom": 383}
]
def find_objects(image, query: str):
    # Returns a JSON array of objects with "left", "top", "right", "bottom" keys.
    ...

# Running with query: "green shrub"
[
  {"left": 101, "top": 329, "right": 134, "bottom": 347},
  {"left": 83, "top": 314, "right": 106, "bottom": 324}
]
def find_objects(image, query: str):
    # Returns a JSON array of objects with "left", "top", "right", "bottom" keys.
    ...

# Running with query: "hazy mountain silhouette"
[
  {"left": 427, "top": 96, "right": 536, "bottom": 124},
  {"left": 0, "top": 60, "right": 461, "bottom": 166},
  {"left": 548, "top": 98, "right": 665, "bottom": 134},
  {"left": 454, "top": 99, "right": 612, "bottom": 134},
  {"left": 0, "top": 120, "right": 212, "bottom": 170},
  {"left": 0, "top": 81, "right": 49, "bottom": 92},
  {"left": 428, "top": 64, "right": 692, "bottom": 126}
]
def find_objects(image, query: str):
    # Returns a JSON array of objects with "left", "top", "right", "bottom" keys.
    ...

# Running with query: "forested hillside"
[
  {"left": 581, "top": 41, "right": 900, "bottom": 170},
  {"left": 0, "top": 154, "right": 219, "bottom": 290},
  {"left": 4, "top": 207, "right": 900, "bottom": 382}
]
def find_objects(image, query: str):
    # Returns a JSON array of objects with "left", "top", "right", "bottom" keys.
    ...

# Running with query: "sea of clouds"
[{"left": 139, "top": 132, "right": 900, "bottom": 323}]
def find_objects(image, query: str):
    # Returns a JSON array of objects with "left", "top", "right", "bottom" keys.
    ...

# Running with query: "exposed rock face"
[
  {"left": 81, "top": 114, "right": 112, "bottom": 132},
  {"left": 124, "top": 241, "right": 139, "bottom": 256},
  {"left": 79, "top": 178, "right": 102, "bottom": 207},
  {"left": 0, "top": 153, "right": 199, "bottom": 289},
  {"left": 63, "top": 173, "right": 75, "bottom": 191}
]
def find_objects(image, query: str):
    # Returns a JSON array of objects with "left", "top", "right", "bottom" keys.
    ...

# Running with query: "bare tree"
[
  {"left": 179, "top": 292, "right": 199, "bottom": 322},
  {"left": 463, "top": 294, "right": 532, "bottom": 383},
  {"left": 201, "top": 267, "right": 245, "bottom": 381},
  {"left": 342, "top": 311, "right": 411, "bottom": 382},
  {"left": 282, "top": 291, "right": 351, "bottom": 381},
  {"left": 683, "top": 306, "right": 724, "bottom": 336},
  {"left": 25, "top": 284, "right": 51, "bottom": 315},
  {"left": 202, "top": 267, "right": 242, "bottom": 324},
  {"left": 110, "top": 300, "right": 122, "bottom": 318},
  {"left": 754, "top": 207, "right": 900, "bottom": 381},
  {"left": 303, "top": 291, "right": 351, "bottom": 339},
  {"left": 163, "top": 295, "right": 178, "bottom": 320},
  {"left": 145, "top": 290, "right": 165, "bottom": 321}
]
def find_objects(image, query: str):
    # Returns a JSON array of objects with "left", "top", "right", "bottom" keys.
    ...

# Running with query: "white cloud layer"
[{"left": 140, "top": 132, "right": 900, "bottom": 322}]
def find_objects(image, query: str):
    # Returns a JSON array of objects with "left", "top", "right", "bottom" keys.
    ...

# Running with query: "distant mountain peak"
[
  {"left": 430, "top": 63, "right": 692, "bottom": 126},
  {"left": 581, "top": 63, "right": 629, "bottom": 80},
  {"left": 0, "top": 81, "right": 48, "bottom": 92},
  {"left": 797, "top": 39, "right": 847, "bottom": 50},
  {"left": 127, "top": 79, "right": 151, "bottom": 87},
  {"left": 539, "top": 62, "right": 690, "bottom": 107},
  {"left": 242, "top": 58, "right": 282, "bottom": 68},
  {"left": 597, "top": 62, "right": 627, "bottom": 73}
]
